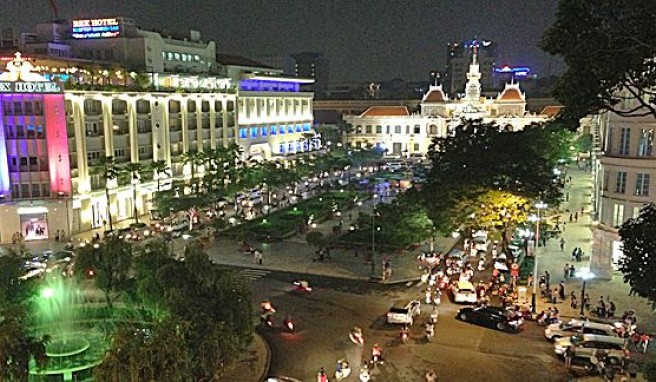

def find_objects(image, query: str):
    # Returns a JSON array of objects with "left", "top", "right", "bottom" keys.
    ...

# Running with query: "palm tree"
[
  {"left": 149, "top": 160, "right": 171, "bottom": 193},
  {"left": 92, "top": 156, "right": 119, "bottom": 232},
  {"left": 124, "top": 162, "right": 143, "bottom": 225}
]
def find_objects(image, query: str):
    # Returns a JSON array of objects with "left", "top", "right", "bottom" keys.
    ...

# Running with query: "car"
[
  {"left": 545, "top": 320, "right": 618, "bottom": 341},
  {"left": 387, "top": 300, "right": 421, "bottom": 325},
  {"left": 447, "top": 249, "right": 466, "bottom": 267},
  {"left": 457, "top": 306, "right": 524, "bottom": 331},
  {"left": 452, "top": 281, "right": 478, "bottom": 304},
  {"left": 554, "top": 334, "right": 629, "bottom": 364},
  {"left": 493, "top": 260, "right": 509, "bottom": 272},
  {"left": 472, "top": 236, "right": 488, "bottom": 252},
  {"left": 384, "top": 161, "right": 403, "bottom": 172},
  {"left": 19, "top": 266, "right": 45, "bottom": 280},
  {"left": 265, "top": 377, "right": 303, "bottom": 382}
]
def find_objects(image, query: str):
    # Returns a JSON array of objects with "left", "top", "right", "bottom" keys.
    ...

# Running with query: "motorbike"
[
  {"left": 400, "top": 328, "right": 409, "bottom": 344},
  {"left": 429, "top": 308, "right": 439, "bottom": 324},
  {"left": 349, "top": 329, "right": 364, "bottom": 347},
  {"left": 359, "top": 366, "right": 371, "bottom": 382},
  {"left": 260, "top": 314, "right": 273, "bottom": 327},
  {"left": 438, "top": 276, "right": 450, "bottom": 290},
  {"left": 335, "top": 360, "right": 351, "bottom": 381},
  {"left": 283, "top": 316, "right": 295, "bottom": 332},
  {"left": 425, "top": 323, "right": 435, "bottom": 342},
  {"left": 477, "top": 259, "right": 486, "bottom": 271},
  {"left": 292, "top": 280, "right": 312, "bottom": 293}
]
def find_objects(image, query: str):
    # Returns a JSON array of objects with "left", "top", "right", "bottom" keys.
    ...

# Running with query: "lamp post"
[
  {"left": 578, "top": 268, "right": 595, "bottom": 316},
  {"left": 371, "top": 194, "right": 379, "bottom": 276},
  {"left": 531, "top": 201, "right": 548, "bottom": 314},
  {"left": 131, "top": 175, "right": 140, "bottom": 225}
]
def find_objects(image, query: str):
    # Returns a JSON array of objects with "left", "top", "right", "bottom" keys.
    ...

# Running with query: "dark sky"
[{"left": 4, "top": 0, "right": 563, "bottom": 83}]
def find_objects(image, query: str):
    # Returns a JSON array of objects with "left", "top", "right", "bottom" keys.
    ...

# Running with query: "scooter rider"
[
  {"left": 400, "top": 325, "right": 410, "bottom": 343},
  {"left": 426, "top": 322, "right": 435, "bottom": 341},
  {"left": 371, "top": 343, "right": 384, "bottom": 364},
  {"left": 349, "top": 326, "right": 364, "bottom": 346}
]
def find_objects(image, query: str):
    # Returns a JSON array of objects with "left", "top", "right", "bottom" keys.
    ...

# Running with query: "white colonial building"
[
  {"left": 345, "top": 51, "right": 556, "bottom": 154},
  {"left": 591, "top": 107, "right": 656, "bottom": 279}
]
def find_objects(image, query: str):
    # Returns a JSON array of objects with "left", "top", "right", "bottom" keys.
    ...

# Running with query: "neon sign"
[
  {"left": 72, "top": 18, "right": 120, "bottom": 39},
  {"left": 0, "top": 82, "right": 62, "bottom": 93}
]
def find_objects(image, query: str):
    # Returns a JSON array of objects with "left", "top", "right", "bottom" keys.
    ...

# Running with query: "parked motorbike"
[
  {"left": 335, "top": 360, "right": 351, "bottom": 382},
  {"left": 292, "top": 280, "right": 312, "bottom": 293}
]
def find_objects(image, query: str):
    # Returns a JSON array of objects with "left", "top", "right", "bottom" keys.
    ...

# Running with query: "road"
[{"left": 244, "top": 269, "right": 570, "bottom": 382}]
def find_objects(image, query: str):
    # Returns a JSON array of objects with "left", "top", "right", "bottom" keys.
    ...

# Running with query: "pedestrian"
[
  {"left": 426, "top": 369, "right": 437, "bottom": 382},
  {"left": 545, "top": 271, "right": 551, "bottom": 289},
  {"left": 559, "top": 281, "right": 566, "bottom": 301},
  {"left": 570, "top": 264, "right": 576, "bottom": 278},
  {"left": 574, "top": 211, "right": 578, "bottom": 222},
  {"left": 584, "top": 293, "right": 591, "bottom": 310},
  {"left": 608, "top": 301, "right": 616, "bottom": 318},
  {"left": 570, "top": 293, "right": 578, "bottom": 309},
  {"left": 571, "top": 248, "right": 577, "bottom": 262},
  {"left": 552, "top": 287, "right": 559, "bottom": 304},
  {"left": 569, "top": 213, "right": 573, "bottom": 223},
  {"left": 629, "top": 286, "right": 636, "bottom": 296},
  {"left": 565, "top": 191, "right": 570, "bottom": 202},
  {"left": 581, "top": 206, "right": 584, "bottom": 214},
  {"left": 564, "top": 346, "right": 573, "bottom": 368},
  {"left": 627, "top": 361, "right": 639, "bottom": 382},
  {"left": 575, "top": 247, "right": 582, "bottom": 262},
  {"left": 640, "top": 333, "right": 650, "bottom": 353},
  {"left": 560, "top": 238, "right": 566, "bottom": 252},
  {"left": 564, "top": 264, "right": 570, "bottom": 278}
]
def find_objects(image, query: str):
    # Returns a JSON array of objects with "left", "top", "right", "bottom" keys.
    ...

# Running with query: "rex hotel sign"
[{"left": 0, "top": 81, "right": 62, "bottom": 94}]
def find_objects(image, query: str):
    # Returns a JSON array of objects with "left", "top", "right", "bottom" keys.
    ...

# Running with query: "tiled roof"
[
  {"left": 360, "top": 106, "right": 410, "bottom": 117},
  {"left": 539, "top": 105, "right": 564, "bottom": 117},
  {"left": 423, "top": 89, "right": 447, "bottom": 102},
  {"left": 498, "top": 87, "right": 523, "bottom": 101}
]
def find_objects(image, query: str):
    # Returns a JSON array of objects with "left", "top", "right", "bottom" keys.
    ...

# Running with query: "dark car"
[{"left": 456, "top": 306, "right": 524, "bottom": 331}]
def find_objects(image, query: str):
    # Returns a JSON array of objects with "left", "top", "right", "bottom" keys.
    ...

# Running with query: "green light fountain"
[{"left": 29, "top": 276, "right": 108, "bottom": 382}]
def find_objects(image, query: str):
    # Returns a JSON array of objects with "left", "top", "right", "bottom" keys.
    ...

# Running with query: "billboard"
[{"left": 71, "top": 18, "right": 120, "bottom": 39}]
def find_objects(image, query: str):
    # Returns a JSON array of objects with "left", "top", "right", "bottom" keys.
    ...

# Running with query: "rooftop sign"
[
  {"left": 0, "top": 53, "right": 63, "bottom": 93},
  {"left": 72, "top": 18, "right": 121, "bottom": 39}
]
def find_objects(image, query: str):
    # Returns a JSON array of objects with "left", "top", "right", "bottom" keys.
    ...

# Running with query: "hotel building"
[{"left": 0, "top": 47, "right": 315, "bottom": 243}]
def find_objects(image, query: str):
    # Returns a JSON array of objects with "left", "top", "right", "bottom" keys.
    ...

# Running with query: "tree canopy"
[
  {"left": 542, "top": 0, "right": 656, "bottom": 124},
  {"left": 618, "top": 203, "right": 656, "bottom": 308},
  {"left": 424, "top": 119, "right": 566, "bottom": 232}
]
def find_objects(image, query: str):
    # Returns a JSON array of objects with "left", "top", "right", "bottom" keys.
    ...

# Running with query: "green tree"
[
  {"left": 0, "top": 248, "right": 33, "bottom": 308},
  {"left": 123, "top": 162, "right": 144, "bottom": 225},
  {"left": 305, "top": 231, "right": 326, "bottom": 251},
  {"left": 74, "top": 236, "right": 133, "bottom": 310},
  {"left": 0, "top": 305, "right": 48, "bottom": 382},
  {"left": 149, "top": 160, "right": 171, "bottom": 194},
  {"left": 91, "top": 156, "right": 119, "bottom": 231},
  {"left": 541, "top": 0, "right": 656, "bottom": 124},
  {"left": 618, "top": 203, "right": 656, "bottom": 308},
  {"left": 575, "top": 133, "right": 593, "bottom": 153},
  {"left": 376, "top": 193, "right": 434, "bottom": 247}
]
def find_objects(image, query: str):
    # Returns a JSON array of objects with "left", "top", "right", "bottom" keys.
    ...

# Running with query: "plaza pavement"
[{"left": 533, "top": 167, "right": 656, "bottom": 336}]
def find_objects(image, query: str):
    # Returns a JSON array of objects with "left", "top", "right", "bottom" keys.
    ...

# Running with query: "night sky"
[{"left": 5, "top": 0, "right": 563, "bottom": 83}]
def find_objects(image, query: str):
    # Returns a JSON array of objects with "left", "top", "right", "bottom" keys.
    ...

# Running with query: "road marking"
[{"left": 239, "top": 268, "right": 271, "bottom": 283}]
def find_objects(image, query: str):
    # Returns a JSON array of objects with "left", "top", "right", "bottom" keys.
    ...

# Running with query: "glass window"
[
  {"left": 635, "top": 173, "right": 650, "bottom": 196},
  {"left": 365, "top": 125, "right": 372, "bottom": 134},
  {"left": 270, "top": 125, "right": 276, "bottom": 135},
  {"left": 296, "top": 124, "right": 302, "bottom": 133},
  {"left": 279, "top": 144, "right": 286, "bottom": 154},
  {"left": 616, "top": 171, "right": 627, "bottom": 193},
  {"left": 288, "top": 125, "right": 294, "bottom": 133},
  {"left": 638, "top": 129, "right": 654, "bottom": 157},
  {"left": 239, "top": 128, "right": 248, "bottom": 139},
  {"left": 303, "top": 123, "right": 311, "bottom": 132},
  {"left": 279, "top": 126, "right": 285, "bottom": 135},
  {"left": 376, "top": 125, "right": 382, "bottom": 134},
  {"left": 13, "top": 102, "right": 22, "bottom": 115},
  {"left": 414, "top": 125, "right": 421, "bottom": 134},
  {"left": 619, "top": 127, "right": 631, "bottom": 155},
  {"left": 395, "top": 126, "right": 401, "bottom": 134},
  {"left": 250, "top": 127, "right": 258, "bottom": 138},
  {"left": 261, "top": 127, "right": 268, "bottom": 136},
  {"left": 612, "top": 204, "right": 625, "bottom": 226},
  {"left": 633, "top": 206, "right": 642, "bottom": 219}
]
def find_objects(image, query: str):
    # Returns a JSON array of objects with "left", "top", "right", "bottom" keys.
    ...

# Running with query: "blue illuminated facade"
[{"left": 240, "top": 79, "right": 300, "bottom": 92}]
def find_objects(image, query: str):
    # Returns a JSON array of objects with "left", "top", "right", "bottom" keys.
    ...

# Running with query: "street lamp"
[
  {"left": 131, "top": 175, "right": 140, "bottom": 225},
  {"left": 578, "top": 268, "right": 595, "bottom": 316},
  {"left": 371, "top": 194, "right": 380, "bottom": 276},
  {"left": 531, "top": 201, "right": 548, "bottom": 314}
]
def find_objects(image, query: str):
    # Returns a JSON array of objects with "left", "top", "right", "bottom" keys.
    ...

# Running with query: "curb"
[{"left": 256, "top": 333, "right": 271, "bottom": 382}]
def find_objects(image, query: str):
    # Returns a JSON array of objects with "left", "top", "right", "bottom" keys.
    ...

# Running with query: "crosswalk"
[{"left": 238, "top": 268, "right": 271, "bottom": 283}]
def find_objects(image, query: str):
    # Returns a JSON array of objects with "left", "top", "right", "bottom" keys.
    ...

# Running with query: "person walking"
[
  {"left": 559, "top": 281, "right": 566, "bottom": 301},
  {"left": 574, "top": 211, "right": 578, "bottom": 222},
  {"left": 560, "top": 238, "right": 566, "bottom": 252},
  {"left": 545, "top": 271, "right": 551, "bottom": 289},
  {"left": 571, "top": 248, "right": 577, "bottom": 262},
  {"left": 564, "top": 264, "right": 570, "bottom": 278},
  {"left": 569, "top": 264, "right": 576, "bottom": 278},
  {"left": 570, "top": 292, "right": 578, "bottom": 309},
  {"left": 564, "top": 346, "right": 573, "bottom": 369}
]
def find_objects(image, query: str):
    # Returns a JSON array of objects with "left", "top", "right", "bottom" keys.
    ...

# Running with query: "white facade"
[
  {"left": 591, "top": 110, "right": 656, "bottom": 278},
  {"left": 345, "top": 53, "right": 550, "bottom": 155}
]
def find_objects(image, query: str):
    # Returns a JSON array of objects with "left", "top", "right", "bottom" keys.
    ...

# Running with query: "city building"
[
  {"left": 344, "top": 50, "right": 552, "bottom": 155},
  {"left": 590, "top": 104, "right": 656, "bottom": 279},
  {"left": 0, "top": 49, "right": 316, "bottom": 242},
  {"left": 291, "top": 52, "right": 330, "bottom": 92},
  {"left": 254, "top": 55, "right": 297, "bottom": 77},
  {"left": 21, "top": 17, "right": 217, "bottom": 74},
  {"left": 444, "top": 39, "right": 496, "bottom": 96}
]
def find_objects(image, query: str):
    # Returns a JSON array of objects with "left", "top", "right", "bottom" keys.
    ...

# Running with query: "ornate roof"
[
  {"left": 539, "top": 105, "right": 564, "bottom": 117},
  {"left": 497, "top": 83, "right": 525, "bottom": 102},
  {"left": 422, "top": 85, "right": 448, "bottom": 103},
  {"left": 359, "top": 106, "right": 409, "bottom": 117}
]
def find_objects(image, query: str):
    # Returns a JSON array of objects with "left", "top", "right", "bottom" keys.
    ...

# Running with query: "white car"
[
  {"left": 493, "top": 260, "right": 509, "bottom": 272},
  {"left": 452, "top": 281, "right": 478, "bottom": 304},
  {"left": 545, "top": 320, "right": 617, "bottom": 341},
  {"left": 387, "top": 300, "right": 421, "bottom": 325},
  {"left": 554, "top": 334, "right": 629, "bottom": 363},
  {"left": 472, "top": 236, "right": 488, "bottom": 252}
]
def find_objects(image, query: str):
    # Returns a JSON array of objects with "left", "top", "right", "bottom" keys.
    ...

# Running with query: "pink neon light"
[{"left": 43, "top": 94, "right": 71, "bottom": 194}]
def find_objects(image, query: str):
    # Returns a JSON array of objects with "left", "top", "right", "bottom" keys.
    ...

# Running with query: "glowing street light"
[{"left": 531, "top": 201, "right": 548, "bottom": 314}]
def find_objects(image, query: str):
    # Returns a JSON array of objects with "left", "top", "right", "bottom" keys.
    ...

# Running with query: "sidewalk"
[
  {"left": 535, "top": 167, "right": 656, "bottom": 335},
  {"left": 207, "top": 196, "right": 460, "bottom": 283}
]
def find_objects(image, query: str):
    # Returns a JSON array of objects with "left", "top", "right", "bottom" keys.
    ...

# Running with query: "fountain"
[{"left": 29, "top": 275, "right": 108, "bottom": 382}]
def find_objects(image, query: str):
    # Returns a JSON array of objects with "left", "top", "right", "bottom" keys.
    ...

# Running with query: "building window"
[
  {"left": 638, "top": 129, "right": 654, "bottom": 157},
  {"left": 603, "top": 169, "right": 609, "bottom": 191},
  {"left": 303, "top": 123, "right": 311, "bottom": 132},
  {"left": 250, "top": 127, "right": 258, "bottom": 138},
  {"left": 375, "top": 125, "right": 382, "bottom": 134},
  {"left": 633, "top": 206, "right": 642, "bottom": 219},
  {"left": 414, "top": 125, "right": 421, "bottom": 134},
  {"left": 261, "top": 126, "right": 268, "bottom": 136},
  {"left": 612, "top": 203, "right": 625, "bottom": 227},
  {"left": 288, "top": 125, "right": 294, "bottom": 134},
  {"left": 270, "top": 125, "right": 276, "bottom": 135},
  {"left": 414, "top": 143, "right": 419, "bottom": 151},
  {"left": 616, "top": 171, "right": 627, "bottom": 193},
  {"left": 279, "top": 144, "right": 286, "bottom": 154},
  {"left": 365, "top": 125, "right": 372, "bottom": 134},
  {"left": 429, "top": 125, "right": 438, "bottom": 134},
  {"left": 394, "top": 126, "right": 401, "bottom": 134},
  {"left": 296, "top": 124, "right": 302, "bottom": 133},
  {"left": 239, "top": 128, "right": 247, "bottom": 139},
  {"left": 279, "top": 126, "right": 285, "bottom": 135},
  {"left": 355, "top": 125, "right": 362, "bottom": 134},
  {"left": 619, "top": 127, "right": 631, "bottom": 155},
  {"left": 635, "top": 173, "right": 650, "bottom": 196}
]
